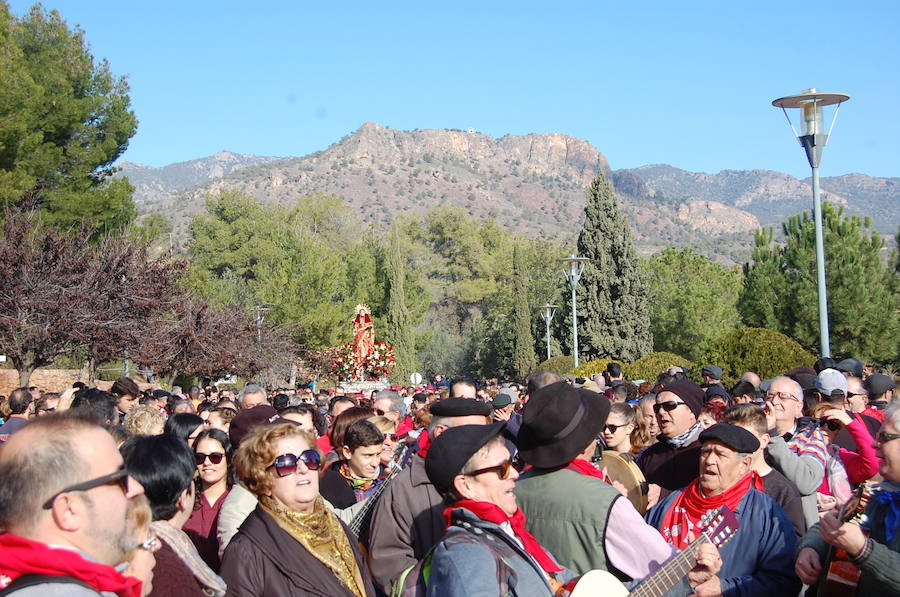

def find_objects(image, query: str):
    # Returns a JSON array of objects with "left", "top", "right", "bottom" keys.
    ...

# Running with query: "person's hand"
[
  {"left": 823, "top": 409, "right": 853, "bottom": 426},
  {"left": 795, "top": 547, "right": 823, "bottom": 585},
  {"left": 764, "top": 401, "right": 777, "bottom": 431},
  {"left": 689, "top": 575, "right": 722, "bottom": 597},
  {"left": 122, "top": 549, "right": 156, "bottom": 597},
  {"left": 688, "top": 542, "right": 722, "bottom": 587},
  {"left": 819, "top": 512, "right": 867, "bottom": 557},
  {"left": 647, "top": 483, "right": 661, "bottom": 509}
]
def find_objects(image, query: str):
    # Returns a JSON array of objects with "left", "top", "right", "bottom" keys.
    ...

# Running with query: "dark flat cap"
[
  {"left": 836, "top": 358, "right": 864, "bottom": 378},
  {"left": 425, "top": 422, "right": 506, "bottom": 495},
  {"left": 229, "top": 404, "right": 278, "bottom": 448},
  {"left": 430, "top": 397, "right": 491, "bottom": 418},
  {"left": 702, "top": 365, "right": 723, "bottom": 380},
  {"left": 864, "top": 373, "right": 896, "bottom": 396},
  {"left": 658, "top": 379, "right": 705, "bottom": 417},
  {"left": 491, "top": 393, "right": 513, "bottom": 408},
  {"left": 700, "top": 422, "right": 760, "bottom": 454}
]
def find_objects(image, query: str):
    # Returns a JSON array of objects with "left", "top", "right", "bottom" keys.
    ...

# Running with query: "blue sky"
[{"left": 10, "top": 1, "right": 899, "bottom": 178}]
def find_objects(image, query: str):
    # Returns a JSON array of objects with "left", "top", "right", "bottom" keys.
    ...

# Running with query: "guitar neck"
[{"left": 629, "top": 537, "right": 704, "bottom": 597}]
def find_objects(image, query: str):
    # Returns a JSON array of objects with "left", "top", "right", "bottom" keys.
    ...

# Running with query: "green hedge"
[
  {"left": 533, "top": 355, "right": 575, "bottom": 376},
  {"left": 568, "top": 358, "right": 625, "bottom": 378},
  {"left": 624, "top": 352, "right": 693, "bottom": 383},
  {"left": 701, "top": 327, "right": 815, "bottom": 385}
]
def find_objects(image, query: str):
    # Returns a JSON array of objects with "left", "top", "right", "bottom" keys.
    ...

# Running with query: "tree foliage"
[
  {"left": 642, "top": 247, "right": 743, "bottom": 360},
  {"left": 700, "top": 327, "right": 815, "bottom": 385},
  {"left": 384, "top": 224, "right": 418, "bottom": 383},
  {"left": 511, "top": 243, "right": 537, "bottom": 379},
  {"left": 563, "top": 171, "right": 652, "bottom": 362},
  {"left": 739, "top": 203, "right": 898, "bottom": 364},
  {"left": 0, "top": 3, "right": 138, "bottom": 235},
  {"left": 624, "top": 352, "right": 693, "bottom": 384}
]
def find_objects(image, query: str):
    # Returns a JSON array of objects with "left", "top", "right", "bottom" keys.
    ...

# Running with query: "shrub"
[
  {"left": 700, "top": 327, "right": 815, "bottom": 386},
  {"left": 624, "top": 352, "right": 693, "bottom": 384},
  {"left": 532, "top": 355, "right": 574, "bottom": 376},
  {"left": 568, "top": 358, "right": 624, "bottom": 379}
]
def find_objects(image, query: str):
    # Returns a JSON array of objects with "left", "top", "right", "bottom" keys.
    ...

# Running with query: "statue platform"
[{"left": 336, "top": 379, "right": 390, "bottom": 395}]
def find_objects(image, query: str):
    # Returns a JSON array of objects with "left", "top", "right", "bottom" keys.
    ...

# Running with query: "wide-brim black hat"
[{"left": 517, "top": 381, "right": 610, "bottom": 469}]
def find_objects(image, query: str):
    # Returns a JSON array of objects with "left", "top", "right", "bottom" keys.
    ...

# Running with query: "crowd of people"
[{"left": 0, "top": 357, "right": 897, "bottom": 596}]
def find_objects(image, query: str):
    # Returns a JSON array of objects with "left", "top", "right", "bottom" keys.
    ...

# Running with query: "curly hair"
[
  {"left": 235, "top": 423, "right": 317, "bottom": 498},
  {"left": 124, "top": 405, "right": 166, "bottom": 436}
]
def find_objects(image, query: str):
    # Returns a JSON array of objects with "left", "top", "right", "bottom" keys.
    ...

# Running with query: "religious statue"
[{"left": 352, "top": 304, "right": 375, "bottom": 364}]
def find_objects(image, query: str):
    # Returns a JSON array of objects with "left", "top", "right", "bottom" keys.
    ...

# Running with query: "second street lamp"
[
  {"left": 537, "top": 303, "right": 558, "bottom": 361},
  {"left": 772, "top": 88, "right": 849, "bottom": 358},
  {"left": 559, "top": 254, "right": 590, "bottom": 368}
]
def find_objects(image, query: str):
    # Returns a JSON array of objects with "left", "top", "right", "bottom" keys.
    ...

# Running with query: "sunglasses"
[
  {"left": 465, "top": 459, "right": 514, "bottom": 481},
  {"left": 876, "top": 431, "right": 900, "bottom": 444},
  {"left": 42, "top": 467, "right": 130, "bottom": 510},
  {"left": 653, "top": 401, "right": 686, "bottom": 413},
  {"left": 604, "top": 423, "right": 626, "bottom": 433},
  {"left": 817, "top": 418, "right": 843, "bottom": 432},
  {"left": 195, "top": 452, "right": 225, "bottom": 465},
  {"left": 383, "top": 433, "right": 399, "bottom": 442},
  {"left": 268, "top": 450, "right": 321, "bottom": 477}
]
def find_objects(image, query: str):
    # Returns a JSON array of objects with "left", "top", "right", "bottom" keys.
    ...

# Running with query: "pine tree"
[
  {"left": 570, "top": 171, "right": 652, "bottom": 362},
  {"left": 739, "top": 203, "right": 898, "bottom": 364},
  {"left": 512, "top": 243, "right": 537, "bottom": 378},
  {"left": 385, "top": 225, "right": 418, "bottom": 383}
]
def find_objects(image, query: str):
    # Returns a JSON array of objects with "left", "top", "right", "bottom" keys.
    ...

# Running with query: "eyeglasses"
[
  {"left": 465, "top": 459, "right": 514, "bottom": 480},
  {"left": 817, "top": 418, "right": 843, "bottom": 432},
  {"left": 653, "top": 401, "right": 686, "bottom": 413},
  {"left": 604, "top": 423, "right": 626, "bottom": 433},
  {"left": 383, "top": 433, "right": 399, "bottom": 442},
  {"left": 876, "top": 431, "right": 900, "bottom": 444},
  {"left": 195, "top": 452, "right": 225, "bottom": 465},
  {"left": 766, "top": 391, "right": 801, "bottom": 403},
  {"left": 268, "top": 450, "right": 321, "bottom": 477},
  {"left": 139, "top": 536, "right": 159, "bottom": 552},
  {"left": 42, "top": 467, "right": 130, "bottom": 510}
]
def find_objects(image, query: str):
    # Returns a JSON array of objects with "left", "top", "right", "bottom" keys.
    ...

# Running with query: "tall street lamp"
[
  {"left": 537, "top": 304, "right": 558, "bottom": 361},
  {"left": 559, "top": 254, "right": 590, "bottom": 368},
  {"left": 772, "top": 89, "right": 850, "bottom": 358}
]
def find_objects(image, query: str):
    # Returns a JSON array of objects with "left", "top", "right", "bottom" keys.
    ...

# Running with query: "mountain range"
[{"left": 119, "top": 122, "right": 899, "bottom": 265}]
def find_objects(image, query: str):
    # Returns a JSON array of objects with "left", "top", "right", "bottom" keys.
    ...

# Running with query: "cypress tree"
[
  {"left": 385, "top": 225, "right": 418, "bottom": 383},
  {"left": 572, "top": 171, "right": 652, "bottom": 362},
  {"left": 512, "top": 243, "right": 537, "bottom": 378}
]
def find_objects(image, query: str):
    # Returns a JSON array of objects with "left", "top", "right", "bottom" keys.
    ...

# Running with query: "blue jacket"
[
  {"left": 645, "top": 488, "right": 801, "bottom": 597},
  {"left": 426, "top": 508, "right": 576, "bottom": 597}
]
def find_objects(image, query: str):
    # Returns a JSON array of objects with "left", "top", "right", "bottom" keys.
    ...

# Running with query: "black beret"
[
  {"left": 491, "top": 393, "right": 513, "bottom": 408},
  {"left": 425, "top": 422, "right": 506, "bottom": 495},
  {"left": 430, "top": 397, "right": 491, "bottom": 418},
  {"left": 864, "top": 373, "right": 896, "bottom": 396},
  {"left": 836, "top": 358, "right": 864, "bottom": 378},
  {"left": 699, "top": 422, "right": 760, "bottom": 454}
]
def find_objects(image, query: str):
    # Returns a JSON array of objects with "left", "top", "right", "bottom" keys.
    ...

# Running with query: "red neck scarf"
[
  {"left": 443, "top": 500, "right": 562, "bottom": 575},
  {"left": 659, "top": 471, "right": 763, "bottom": 549},
  {"left": 416, "top": 429, "right": 431, "bottom": 458},
  {"left": 566, "top": 458, "right": 609, "bottom": 483},
  {"left": 0, "top": 533, "right": 142, "bottom": 597}
]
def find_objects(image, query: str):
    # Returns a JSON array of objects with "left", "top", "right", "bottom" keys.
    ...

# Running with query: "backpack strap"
[{"left": 0, "top": 574, "right": 99, "bottom": 596}]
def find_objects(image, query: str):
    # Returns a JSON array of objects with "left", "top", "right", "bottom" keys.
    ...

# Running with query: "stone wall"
[{"left": 0, "top": 369, "right": 87, "bottom": 396}]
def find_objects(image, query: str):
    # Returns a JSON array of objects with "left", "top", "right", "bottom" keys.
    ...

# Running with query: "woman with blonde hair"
[{"left": 221, "top": 423, "right": 376, "bottom": 597}]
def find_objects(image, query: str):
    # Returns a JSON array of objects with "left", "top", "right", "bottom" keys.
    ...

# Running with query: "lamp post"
[
  {"left": 537, "top": 304, "right": 558, "bottom": 361},
  {"left": 253, "top": 304, "right": 271, "bottom": 386},
  {"left": 772, "top": 89, "right": 850, "bottom": 358},
  {"left": 559, "top": 254, "right": 590, "bottom": 368}
]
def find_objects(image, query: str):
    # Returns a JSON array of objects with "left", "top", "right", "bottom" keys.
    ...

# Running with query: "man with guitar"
[
  {"left": 796, "top": 402, "right": 900, "bottom": 595},
  {"left": 646, "top": 423, "right": 801, "bottom": 596}
]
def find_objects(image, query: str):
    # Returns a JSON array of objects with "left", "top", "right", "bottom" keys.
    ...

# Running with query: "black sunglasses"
[
  {"left": 604, "top": 423, "right": 626, "bottom": 433},
  {"left": 653, "top": 401, "right": 686, "bottom": 413},
  {"left": 269, "top": 450, "right": 321, "bottom": 477},
  {"left": 42, "top": 467, "right": 130, "bottom": 510},
  {"left": 195, "top": 452, "right": 225, "bottom": 465},
  {"left": 877, "top": 431, "right": 900, "bottom": 444},
  {"left": 465, "top": 459, "right": 514, "bottom": 481},
  {"left": 817, "top": 418, "right": 843, "bottom": 432}
]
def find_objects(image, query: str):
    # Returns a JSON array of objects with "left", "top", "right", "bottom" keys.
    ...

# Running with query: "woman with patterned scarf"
[{"left": 221, "top": 423, "right": 376, "bottom": 597}]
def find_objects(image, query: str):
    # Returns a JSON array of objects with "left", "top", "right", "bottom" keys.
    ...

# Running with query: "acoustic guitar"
[
  {"left": 570, "top": 506, "right": 740, "bottom": 597},
  {"left": 818, "top": 482, "right": 872, "bottom": 597}
]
